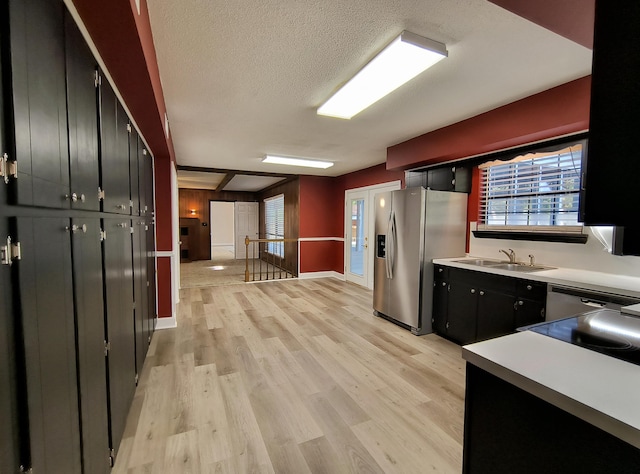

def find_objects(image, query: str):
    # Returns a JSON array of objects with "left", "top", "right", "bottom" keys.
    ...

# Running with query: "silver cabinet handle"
[
  {"left": 471, "top": 289, "right": 476, "bottom": 294},
  {"left": 479, "top": 291, "right": 485, "bottom": 296},
  {"left": 526, "top": 285, "right": 532, "bottom": 291}
]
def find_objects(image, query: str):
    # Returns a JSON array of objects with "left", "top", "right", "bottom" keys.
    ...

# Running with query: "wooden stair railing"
[{"left": 244, "top": 236, "right": 298, "bottom": 282}]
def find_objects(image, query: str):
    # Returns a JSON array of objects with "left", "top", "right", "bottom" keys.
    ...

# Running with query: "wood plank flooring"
[{"left": 113, "top": 278, "right": 465, "bottom": 473}]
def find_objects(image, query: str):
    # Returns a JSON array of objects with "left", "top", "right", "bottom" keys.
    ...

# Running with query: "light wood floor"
[{"left": 113, "top": 278, "right": 466, "bottom": 473}]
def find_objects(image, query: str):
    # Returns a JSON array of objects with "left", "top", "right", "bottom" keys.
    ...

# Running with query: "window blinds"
[
  {"left": 264, "top": 194, "right": 284, "bottom": 257},
  {"left": 478, "top": 145, "right": 583, "bottom": 230}
]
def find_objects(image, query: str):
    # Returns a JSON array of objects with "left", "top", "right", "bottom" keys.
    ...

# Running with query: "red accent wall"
[
  {"left": 156, "top": 257, "right": 172, "bottom": 318},
  {"left": 336, "top": 163, "right": 405, "bottom": 191},
  {"left": 72, "top": 0, "right": 175, "bottom": 164},
  {"left": 299, "top": 176, "right": 340, "bottom": 238},
  {"left": 387, "top": 76, "right": 591, "bottom": 171},
  {"left": 154, "top": 160, "right": 173, "bottom": 252},
  {"left": 298, "top": 166, "right": 405, "bottom": 274}
]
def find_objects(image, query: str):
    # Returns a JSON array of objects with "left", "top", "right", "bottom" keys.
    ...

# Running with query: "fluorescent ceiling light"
[
  {"left": 317, "top": 31, "right": 447, "bottom": 119},
  {"left": 263, "top": 155, "right": 334, "bottom": 169}
]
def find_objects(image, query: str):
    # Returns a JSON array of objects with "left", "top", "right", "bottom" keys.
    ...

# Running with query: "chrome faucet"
[
  {"left": 528, "top": 254, "right": 535, "bottom": 266},
  {"left": 499, "top": 248, "right": 516, "bottom": 263}
]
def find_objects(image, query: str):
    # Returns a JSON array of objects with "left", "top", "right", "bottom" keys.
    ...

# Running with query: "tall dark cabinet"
[{"left": 0, "top": 0, "right": 157, "bottom": 472}]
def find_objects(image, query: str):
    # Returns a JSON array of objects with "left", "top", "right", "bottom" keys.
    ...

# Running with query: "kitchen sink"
[
  {"left": 452, "top": 259, "right": 554, "bottom": 272},
  {"left": 452, "top": 259, "right": 505, "bottom": 266},
  {"left": 488, "top": 263, "right": 554, "bottom": 272}
]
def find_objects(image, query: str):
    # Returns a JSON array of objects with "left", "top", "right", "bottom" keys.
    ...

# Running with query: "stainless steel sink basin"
[
  {"left": 489, "top": 263, "right": 554, "bottom": 272},
  {"left": 452, "top": 259, "right": 505, "bottom": 266},
  {"left": 452, "top": 259, "right": 554, "bottom": 272}
]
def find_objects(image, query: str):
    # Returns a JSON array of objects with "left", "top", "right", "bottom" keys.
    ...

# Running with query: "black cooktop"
[{"left": 527, "top": 309, "right": 640, "bottom": 366}]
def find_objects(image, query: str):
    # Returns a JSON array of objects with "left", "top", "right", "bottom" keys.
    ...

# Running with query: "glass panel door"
[{"left": 345, "top": 190, "right": 368, "bottom": 287}]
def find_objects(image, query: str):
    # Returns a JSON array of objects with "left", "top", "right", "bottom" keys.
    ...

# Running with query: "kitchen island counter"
[{"left": 461, "top": 330, "right": 640, "bottom": 473}]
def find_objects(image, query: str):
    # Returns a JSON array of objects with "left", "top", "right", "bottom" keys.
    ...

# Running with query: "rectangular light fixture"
[
  {"left": 263, "top": 155, "right": 334, "bottom": 169},
  {"left": 317, "top": 31, "right": 447, "bottom": 119}
]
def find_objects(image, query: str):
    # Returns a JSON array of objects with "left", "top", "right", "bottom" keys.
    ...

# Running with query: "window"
[
  {"left": 264, "top": 194, "right": 284, "bottom": 257},
  {"left": 478, "top": 144, "right": 583, "bottom": 234}
]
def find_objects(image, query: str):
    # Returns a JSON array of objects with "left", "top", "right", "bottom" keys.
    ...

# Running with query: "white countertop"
[
  {"left": 433, "top": 257, "right": 640, "bottom": 299},
  {"left": 463, "top": 330, "right": 640, "bottom": 448}
]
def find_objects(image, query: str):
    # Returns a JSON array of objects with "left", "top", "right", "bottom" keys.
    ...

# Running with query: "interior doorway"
[{"left": 209, "top": 201, "right": 235, "bottom": 260}]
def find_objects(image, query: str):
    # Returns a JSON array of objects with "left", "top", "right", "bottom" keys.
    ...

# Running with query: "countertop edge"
[
  {"left": 432, "top": 258, "right": 640, "bottom": 299},
  {"left": 462, "top": 337, "right": 640, "bottom": 450}
]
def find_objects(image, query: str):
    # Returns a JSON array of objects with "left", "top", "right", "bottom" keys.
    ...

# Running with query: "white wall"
[
  {"left": 210, "top": 202, "right": 235, "bottom": 246},
  {"left": 468, "top": 223, "right": 640, "bottom": 278}
]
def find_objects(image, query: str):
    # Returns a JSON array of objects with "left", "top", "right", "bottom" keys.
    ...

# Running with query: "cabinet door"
[
  {"left": 102, "top": 218, "right": 135, "bottom": 457},
  {"left": 0, "top": 218, "right": 20, "bottom": 473},
  {"left": 432, "top": 270, "right": 449, "bottom": 335},
  {"left": 129, "top": 127, "right": 140, "bottom": 216},
  {"left": 65, "top": 11, "right": 100, "bottom": 211},
  {"left": 146, "top": 220, "right": 156, "bottom": 336},
  {"left": 8, "top": 0, "right": 70, "bottom": 208},
  {"left": 99, "top": 76, "right": 131, "bottom": 215},
  {"left": 16, "top": 217, "right": 81, "bottom": 473},
  {"left": 131, "top": 220, "right": 146, "bottom": 376},
  {"left": 582, "top": 2, "right": 640, "bottom": 226},
  {"left": 514, "top": 299, "right": 546, "bottom": 329},
  {"left": 476, "top": 289, "right": 516, "bottom": 341},
  {"left": 71, "top": 218, "right": 110, "bottom": 474},
  {"left": 0, "top": 24, "right": 8, "bottom": 207},
  {"left": 447, "top": 279, "right": 478, "bottom": 345}
]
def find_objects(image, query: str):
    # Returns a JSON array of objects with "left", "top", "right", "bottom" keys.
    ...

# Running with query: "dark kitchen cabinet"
[
  {"left": 447, "top": 280, "right": 479, "bottom": 345},
  {"left": 146, "top": 219, "right": 157, "bottom": 337},
  {"left": 1, "top": 3, "right": 157, "bottom": 472},
  {"left": 7, "top": 0, "right": 70, "bottom": 208},
  {"left": 514, "top": 280, "right": 547, "bottom": 328},
  {"left": 99, "top": 74, "right": 132, "bottom": 215},
  {"left": 476, "top": 288, "right": 516, "bottom": 341},
  {"left": 129, "top": 127, "right": 141, "bottom": 216},
  {"left": 0, "top": 25, "right": 8, "bottom": 207},
  {"left": 0, "top": 218, "right": 20, "bottom": 474},
  {"left": 102, "top": 218, "right": 136, "bottom": 459},
  {"left": 432, "top": 265, "right": 449, "bottom": 335},
  {"left": 16, "top": 217, "right": 81, "bottom": 473},
  {"left": 405, "top": 166, "right": 471, "bottom": 193},
  {"left": 71, "top": 218, "right": 110, "bottom": 474},
  {"left": 132, "top": 218, "right": 147, "bottom": 376},
  {"left": 433, "top": 266, "right": 546, "bottom": 345},
  {"left": 581, "top": 2, "right": 640, "bottom": 227},
  {"left": 463, "top": 364, "right": 640, "bottom": 473},
  {"left": 65, "top": 11, "right": 100, "bottom": 211}
]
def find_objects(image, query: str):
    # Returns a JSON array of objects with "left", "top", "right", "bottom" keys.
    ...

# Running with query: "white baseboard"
[
  {"left": 155, "top": 315, "right": 177, "bottom": 330},
  {"left": 298, "top": 271, "right": 345, "bottom": 280}
]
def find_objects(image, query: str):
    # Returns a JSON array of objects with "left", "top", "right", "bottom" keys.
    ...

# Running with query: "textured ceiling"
[{"left": 147, "top": 0, "right": 592, "bottom": 177}]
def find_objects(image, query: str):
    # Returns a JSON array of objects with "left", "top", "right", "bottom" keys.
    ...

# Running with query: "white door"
[
  {"left": 345, "top": 190, "right": 369, "bottom": 287},
  {"left": 344, "top": 181, "right": 402, "bottom": 289},
  {"left": 210, "top": 201, "right": 235, "bottom": 259},
  {"left": 235, "top": 202, "right": 258, "bottom": 259}
]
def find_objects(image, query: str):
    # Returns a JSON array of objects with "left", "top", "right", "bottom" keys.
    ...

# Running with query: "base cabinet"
[
  {"left": 433, "top": 265, "right": 546, "bottom": 345},
  {"left": 463, "top": 364, "right": 640, "bottom": 473},
  {"left": 16, "top": 217, "right": 81, "bottom": 473}
]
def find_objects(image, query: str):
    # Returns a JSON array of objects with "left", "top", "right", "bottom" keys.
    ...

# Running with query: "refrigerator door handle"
[
  {"left": 388, "top": 211, "right": 396, "bottom": 279},
  {"left": 386, "top": 213, "right": 392, "bottom": 279}
]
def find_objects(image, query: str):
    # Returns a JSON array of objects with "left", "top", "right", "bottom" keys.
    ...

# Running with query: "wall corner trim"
[
  {"left": 298, "top": 271, "right": 345, "bottom": 280},
  {"left": 155, "top": 315, "right": 177, "bottom": 330}
]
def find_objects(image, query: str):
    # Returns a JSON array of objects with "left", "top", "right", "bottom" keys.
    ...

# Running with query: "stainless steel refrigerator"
[{"left": 373, "top": 187, "right": 467, "bottom": 335}]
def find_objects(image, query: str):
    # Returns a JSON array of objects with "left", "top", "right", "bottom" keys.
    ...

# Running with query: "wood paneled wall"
[
  {"left": 258, "top": 178, "right": 300, "bottom": 275},
  {"left": 178, "top": 188, "right": 257, "bottom": 260}
]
